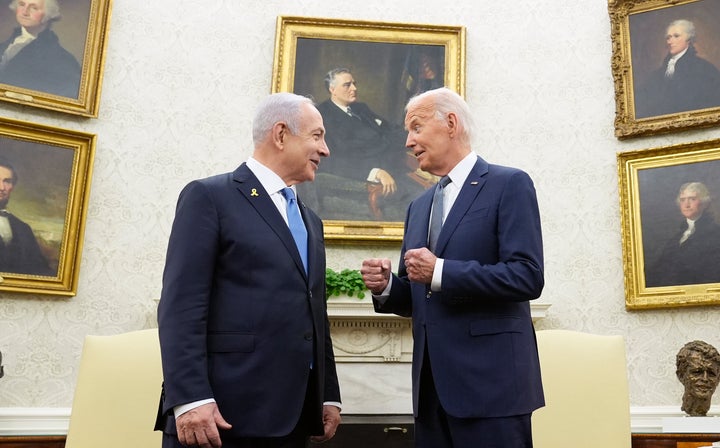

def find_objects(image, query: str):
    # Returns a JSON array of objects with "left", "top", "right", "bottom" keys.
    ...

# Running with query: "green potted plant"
[{"left": 325, "top": 268, "right": 367, "bottom": 300}]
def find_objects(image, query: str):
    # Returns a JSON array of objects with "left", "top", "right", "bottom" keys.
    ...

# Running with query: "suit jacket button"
[{"left": 304, "top": 333, "right": 313, "bottom": 341}]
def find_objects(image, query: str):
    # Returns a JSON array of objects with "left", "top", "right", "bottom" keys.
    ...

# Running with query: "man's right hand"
[
  {"left": 374, "top": 169, "right": 397, "bottom": 196},
  {"left": 361, "top": 258, "right": 392, "bottom": 294},
  {"left": 176, "top": 402, "right": 232, "bottom": 448}
]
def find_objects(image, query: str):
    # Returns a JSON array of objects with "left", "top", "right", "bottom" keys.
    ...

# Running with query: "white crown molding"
[
  {"left": 0, "top": 407, "right": 70, "bottom": 436},
  {"left": 1, "top": 406, "right": 718, "bottom": 436}
]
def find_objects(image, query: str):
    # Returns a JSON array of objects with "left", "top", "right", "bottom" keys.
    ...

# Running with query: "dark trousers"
[{"left": 415, "top": 348, "right": 533, "bottom": 448}]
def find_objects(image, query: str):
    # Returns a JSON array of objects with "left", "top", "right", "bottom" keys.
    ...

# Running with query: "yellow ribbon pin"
[{"left": 250, "top": 188, "right": 259, "bottom": 197}]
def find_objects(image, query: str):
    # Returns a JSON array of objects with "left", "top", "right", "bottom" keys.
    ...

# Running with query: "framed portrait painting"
[
  {"left": 0, "top": 117, "right": 95, "bottom": 296},
  {"left": 272, "top": 16, "right": 466, "bottom": 243},
  {"left": 0, "top": 0, "right": 112, "bottom": 117},
  {"left": 609, "top": 0, "right": 720, "bottom": 138},
  {"left": 618, "top": 139, "right": 720, "bottom": 309}
]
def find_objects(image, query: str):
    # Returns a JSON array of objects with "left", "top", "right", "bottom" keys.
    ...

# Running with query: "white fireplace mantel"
[{"left": 327, "top": 297, "right": 550, "bottom": 363}]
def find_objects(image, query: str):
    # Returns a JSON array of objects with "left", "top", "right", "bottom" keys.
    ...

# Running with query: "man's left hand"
[
  {"left": 310, "top": 405, "right": 341, "bottom": 443},
  {"left": 404, "top": 247, "right": 437, "bottom": 284}
]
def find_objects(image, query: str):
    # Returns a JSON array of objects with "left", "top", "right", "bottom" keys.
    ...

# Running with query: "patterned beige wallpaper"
[{"left": 0, "top": 0, "right": 719, "bottom": 416}]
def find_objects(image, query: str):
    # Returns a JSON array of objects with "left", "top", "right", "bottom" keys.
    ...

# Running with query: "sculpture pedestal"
[{"left": 662, "top": 416, "right": 720, "bottom": 433}]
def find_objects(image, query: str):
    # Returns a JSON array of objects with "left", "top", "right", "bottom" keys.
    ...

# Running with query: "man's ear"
[
  {"left": 272, "top": 122, "right": 288, "bottom": 148},
  {"left": 446, "top": 112, "right": 459, "bottom": 138}
]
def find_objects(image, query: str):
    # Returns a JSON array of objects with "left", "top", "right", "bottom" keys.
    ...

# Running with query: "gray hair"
[
  {"left": 667, "top": 19, "right": 696, "bottom": 43},
  {"left": 677, "top": 182, "right": 711, "bottom": 206},
  {"left": 252, "top": 93, "right": 314, "bottom": 147},
  {"left": 323, "top": 68, "right": 352, "bottom": 91},
  {"left": 406, "top": 87, "right": 475, "bottom": 145},
  {"left": 9, "top": 0, "right": 61, "bottom": 23}
]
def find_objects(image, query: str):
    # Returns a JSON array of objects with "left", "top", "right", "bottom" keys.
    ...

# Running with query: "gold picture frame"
[
  {"left": 609, "top": 0, "right": 720, "bottom": 139},
  {"left": 618, "top": 139, "right": 720, "bottom": 309},
  {"left": 0, "top": 0, "right": 112, "bottom": 117},
  {"left": 272, "top": 16, "right": 465, "bottom": 243},
  {"left": 0, "top": 117, "right": 95, "bottom": 296}
]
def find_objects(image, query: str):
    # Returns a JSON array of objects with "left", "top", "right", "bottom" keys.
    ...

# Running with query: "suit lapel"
[
  {"left": 232, "top": 164, "right": 308, "bottom": 280},
  {"left": 435, "top": 158, "right": 488, "bottom": 254}
]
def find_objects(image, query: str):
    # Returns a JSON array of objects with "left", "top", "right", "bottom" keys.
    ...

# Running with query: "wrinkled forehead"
[{"left": 404, "top": 99, "right": 436, "bottom": 126}]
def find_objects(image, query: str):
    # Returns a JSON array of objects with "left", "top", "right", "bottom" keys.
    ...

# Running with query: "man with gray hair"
[
  {"left": 635, "top": 19, "right": 720, "bottom": 118},
  {"left": 0, "top": 0, "right": 81, "bottom": 97},
  {"left": 156, "top": 92, "right": 341, "bottom": 448},
  {"left": 646, "top": 181, "right": 720, "bottom": 287}
]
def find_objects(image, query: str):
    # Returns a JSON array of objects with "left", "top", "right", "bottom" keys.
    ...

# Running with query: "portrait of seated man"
[
  {"left": 645, "top": 181, "right": 720, "bottom": 287},
  {"left": 634, "top": 19, "right": 720, "bottom": 119},
  {"left": 0, "top": 158, "right": 54, "bottom": 276},
  {"left": 312, "top": 67, "right": 430, "bottom": 222},
  {"left": 0, "top": 0, "right": 81, "bottom": 98},
  {"left": 676, "top": 340, "right": 720, "bottom": 416}
]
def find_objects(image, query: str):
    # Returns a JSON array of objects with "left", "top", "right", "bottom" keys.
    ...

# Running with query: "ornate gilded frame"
[
  {"left": 0, "top": 117, "right": 95, "bottom": 296},
  {"left": 272, "top": 16, "right": 465, "bottom": 243},
  {"left": 618, "top": 139, "right": 720, "bottom": 309},
  {"left": 609, "top": 0, "right": 720, "bottom": 139},
  {"left": 0, "top": 0, "right": 112, "bottom": 117}
]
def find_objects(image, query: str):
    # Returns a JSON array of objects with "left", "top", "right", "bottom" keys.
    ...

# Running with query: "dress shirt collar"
[
  {"left": 330, "top": 99, "right": 352, "bottom": 114},
  {"left": 246, "top": 157, "right": 293, "bottom": 196},
  {"left": 15, "top": 27, "right": 37, "bottom": 44},
  {"left": 444, "top": 152, "right": 478, "bottom": 188},
  {"left": 668, "top": 47, "right": 688, "bottom": 64},
  {"left": 246, "top": 157, "right": 297, "bottom": 222}
]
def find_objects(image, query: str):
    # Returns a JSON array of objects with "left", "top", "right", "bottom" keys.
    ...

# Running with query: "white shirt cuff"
[
  {"left": 431, "top": 258, "right": 444, "bottom": 291},
  {"left": 174, "top": 398, "right": 216, "bottom": 419}
]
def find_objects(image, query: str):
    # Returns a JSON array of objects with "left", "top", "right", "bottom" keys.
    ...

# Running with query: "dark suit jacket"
[
  {"left": 155, "top": 164, "right": 340, "bottom": 439},
  {"left": 0, "top": 212, "right": 53, "bottom": 276},
  {"left": 645, "top": 213, "right": 720, "bottom": 287},
  {"left": 374, "top": 156, "right": 545, "bottom": 419},
  {"left": 635, "top": 45, "right": 720, "bottom": 118},
  {"left": 316, "top": 100, "right": 409, "bottom": 183},
  {"left": 0, "top": 27, "right": 81, "bottom": 97}
]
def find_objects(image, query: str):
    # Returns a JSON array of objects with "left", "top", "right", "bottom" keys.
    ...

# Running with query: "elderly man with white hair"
[{"left": 0, "top": 0, "right": 81, "bottom": 97}]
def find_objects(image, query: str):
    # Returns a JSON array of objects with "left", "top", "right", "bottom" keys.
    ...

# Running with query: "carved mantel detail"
[
  {"left": 327, "top": 298, "right": 550, "bottom": 363},
  {"left": 330, "top": 318, "right": 412, "bottom": 362}
]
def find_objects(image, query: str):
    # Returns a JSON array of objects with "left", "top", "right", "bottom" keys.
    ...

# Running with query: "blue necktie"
[
  {"left": 428, "top": 176, "right": 451, "bottom": 253},
  {"left": 281, "top": 188, "right": 308, "bottom": 273}
]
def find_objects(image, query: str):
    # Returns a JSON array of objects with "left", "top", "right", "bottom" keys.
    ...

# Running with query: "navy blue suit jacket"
[
  {"left": 156, "top": 164, "right": 340, "bottom": 438},
  {"left": 374, "top": 156, "right": 545, "bottom": 419}
]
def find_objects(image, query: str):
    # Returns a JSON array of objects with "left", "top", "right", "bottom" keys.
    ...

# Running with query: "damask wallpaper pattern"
[{"left": 0, "top": 0, "right": 719, "bottom": 416}]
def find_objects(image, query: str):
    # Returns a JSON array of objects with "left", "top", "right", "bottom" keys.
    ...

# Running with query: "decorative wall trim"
[
  {"left": 328, "top": 299, "right": 551, "bottom": 363},
  {"left": 2, "top": 406, "right": 717, "bottom": 435},
  {"left": 327, "top": 298, "right": 551, "bottom": 319},
  {"left": 0, "top": 408, "right": 70, "bottom": 436},
  {"left": 330, "top": 317, "right": 413, "bottom": 362}
]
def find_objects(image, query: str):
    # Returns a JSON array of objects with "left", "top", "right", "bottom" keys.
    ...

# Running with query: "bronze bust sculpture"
[{"left": 676, "top": 340, "right": 720, "bottom": 416}]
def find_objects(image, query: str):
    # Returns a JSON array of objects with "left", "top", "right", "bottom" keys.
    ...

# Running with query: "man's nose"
[{"left": 405, "top": 134, "right": 414, "bottom": 148}]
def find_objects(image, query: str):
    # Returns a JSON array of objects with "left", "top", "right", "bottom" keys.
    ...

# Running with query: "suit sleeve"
[
  {"left": 157, "top": 181, "right": 220, "bottom": 414},
  {"left": 442, "top": 170, "right": 544, "bottom": 301}
]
